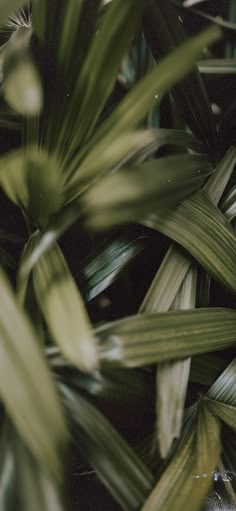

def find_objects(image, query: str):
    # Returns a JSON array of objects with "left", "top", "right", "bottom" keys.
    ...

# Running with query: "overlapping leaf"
[
  {"left": 32, "top": 236, "right": 98, "bottom": 372},
  {"left": 0, "top": 268, "right": 68, "bottom": 480},
  {"left": 141, "top": 401, "right": 221, "bottom": 511},
  {"left": 100, "top": 308, "right": 236, "bottom": 368},
  {"left": 61, "top": 385, "right": 154, "bottom": 511}
]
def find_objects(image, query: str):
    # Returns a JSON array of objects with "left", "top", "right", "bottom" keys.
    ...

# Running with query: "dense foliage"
[{"left": 1, "top": 0, "right": 236, "bottom": 510}]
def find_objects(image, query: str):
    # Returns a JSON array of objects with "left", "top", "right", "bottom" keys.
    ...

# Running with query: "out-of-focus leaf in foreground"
[{"left": 0, "top": 268, "right": 68, "bottom": 480}]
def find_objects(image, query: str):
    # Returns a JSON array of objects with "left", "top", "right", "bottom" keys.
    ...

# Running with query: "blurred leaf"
[
  {"left": 66, "top": 128, "right": 206, "bottom": 198},
  {"left": 80, "top": 231, "right": 147, "bottom": 301},
  {"left": 0, "top": 422, "right": 15, "bottom": 510},
  {"left": 0, "top": 247, "right": 16, "bottom": 269},
  {"left": 0, "top": 0, "right": 26, "bottom": 25},
  {"left": 18, "top": 25, "right": 221, "bottom": 272},
  {"left": 141, "top": 401, "right": 221, "bottom": 511},
  {"left": 198, "top": 59, "right": 236, "bottom": 74},
  {"left": 77, "top": 24, "right": 220, "bottom": 166},
  {"left": 172, "top": 0, "right": 236, "bottom": 42},
  {"left": 143, "top": 0, "right": 217, "bottom": 152},
  {"left": 100, "top": 308, "right": 236, "bottom": 368},
  {"left": 12, "top": 427, "right": 65, "bottom": 511},
  {"left": 0, "top": 268, "right": 68, "bottom": 480},
  {"left": 32, "top": 236, "right": 98, "bottom": 372},
  {"left": 84, "top": 154, "right": 211, "bottom": 229},
  {"left": 66, "top": 130, "right": 167, "bottom": 198},
  {"left": 61, "top": 385, "right": 154, "bottom": 511},
  {"left": 0, "top": 146, "right": 63, "bottom": 227},
  {"left": 3, "top": 27, "right": 43, "bottom": 115},
  {"left": 143, "top": 190, "right": 236, "bottom": 294},
  {"left": 57, "top": 0, "right": 144, "bottom": 161}
]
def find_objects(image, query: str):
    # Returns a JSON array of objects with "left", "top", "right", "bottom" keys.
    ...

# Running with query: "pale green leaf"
[
  {"left": 0, "top": 0, "right": 26, "bottom": 25},
  {"left": 0, "top": 268, "right": 68, "bottom": 481},
  {"left": 84, "top": 154, "right": 211, "bottom": 229},
  {"left": 3, "top": 27, "right": 43, "bottom": 115},
  {"left": 0, "top": 146, "right": 63, "bottom": 227},
  {"left": 156, "top": 267, "right": 197, "bottom": 458},
  {"left": 141, "top": 401, "right": 221, "bottom": 511},
  {"left": 100, "top": 308, "right": 236, "bottom": 367},
  {"left": 198, "top": 59, "right": 236, "bottom": 74},
  {"left": 32, "top": 235, "right": 98, "bottom": 372}
]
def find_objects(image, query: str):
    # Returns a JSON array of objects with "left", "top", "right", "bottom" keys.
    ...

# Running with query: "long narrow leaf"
[
  {"left": 0, "top": 268, "right": 68, "bottom": 480},
  {"left": 141, "top": 401, "right": 220, "bottom": 511},
  {"left": 61, "top": 385, "right": 154, "bottom": 511},
  {"left": 100, "top": 308, "right": 236, "bottom": 367},
  {"left": 32, "top": 237, "right": 98, "bottom": 372}
]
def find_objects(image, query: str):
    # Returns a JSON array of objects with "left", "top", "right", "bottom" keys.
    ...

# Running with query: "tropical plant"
[{"left": 1, "top": 0, "right": 236, "bottom": 510}]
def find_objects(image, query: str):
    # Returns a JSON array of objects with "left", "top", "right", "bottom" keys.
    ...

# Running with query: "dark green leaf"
[
  {"left": 61, "top": 386, "right": 154, "bottom": 511},
  {"left": 81, "top": 231, "right": 147, "bottom": 301},
  {"left": 143, "top": 0, "right": 217, "bottom": 152}
]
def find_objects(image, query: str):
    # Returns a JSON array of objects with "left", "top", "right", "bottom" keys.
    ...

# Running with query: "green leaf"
[
  {"left": 65, "top": 130, "right": 168, "bottom": 199},
  {"left": 0, "top": 146, "right": 63, "bottom": 227},
  {"left": 32, "top": 236, "right": 98, "bottom": 372},
  {"left": 207, "top": 357, "right": 236, "bottom": 406},
  {"left": 190, "top": 353, "right": 228, "bottom": 386},
  {"left": 81, "top": 230, "right": 147, "bottom": 301},
  {"left": 76, "top": 24, "right": 220, "bottom": 165},
  {"left": 12, "top": 427, "right": 65, "bottom": 511},
  {"left": 141, "top": 401, "right": 221, "bottom": 511},
  {"left": 65, "top": 128, "right": 206, "bottom": 198},
  {"left": 140, "top": 244, "right": 190, "bottom": 313},
  {"left": 56, "top": 0, "right": 144, "bottom": 161},
  {"left": 0, "top": 0, "right": 26, "bottom": 25},
  {"left": 206, "top": 399, "right": 236, "bottom": 434},
  {"left": 143, "top": 189, "right": 236, "bottom": 295},
  {"left": 0, "top": 422, "right": 15, "bottom": 510},
  {"left": 100, "top": 308, "right": 236, "bottom": 368},
  {"left": 0, "top": 268, "right": 68, "bottom": 480},
  {"left": 84, "top": 154, "right": 211, "bottom": 230},
  {"left": 156, "top": 267, "right": 197, "bottom": 458},
  {"left": 3, "top": 27, "right": 43, "bottom": 115},
  {"left": 143, "top": 0, "right": 217, "bottom": 152},
  {"left": 61, "top": 385, "right": 154, "bottom": 511},
  {"left": 198, "top": 58, "right": 236, "bottom": 74}
]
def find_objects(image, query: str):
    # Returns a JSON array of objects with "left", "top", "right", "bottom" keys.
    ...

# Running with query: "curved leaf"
[{"left": 143, "top": 190, "right": 236, "bottom": 294}]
